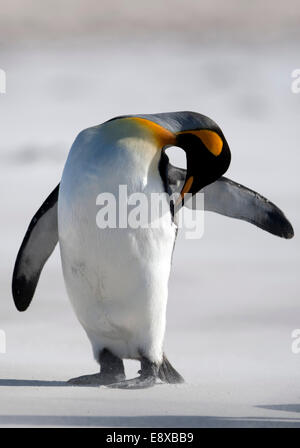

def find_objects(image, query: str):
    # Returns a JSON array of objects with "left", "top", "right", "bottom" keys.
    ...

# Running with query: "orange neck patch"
[{"left": 124, "top": 117, "right": 176, "bottom": 147}]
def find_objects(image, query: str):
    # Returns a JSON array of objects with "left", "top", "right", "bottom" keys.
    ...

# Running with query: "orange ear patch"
[{"left": 178, "top": 129, "right": 223, "bottom": 156}]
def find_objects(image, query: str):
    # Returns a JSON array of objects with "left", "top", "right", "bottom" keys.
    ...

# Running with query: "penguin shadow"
[
  {"left": 256, "top": 403, "right": 300, "bottom": 414},
  {"left": 0, "top": 414, "right": 299, "bottom": 428},
  {"left": 0, "top": 379, "right": 176, "bottom": 388},
  {"left": 0, "top": 379, "right": 68, "bottom": 387}
]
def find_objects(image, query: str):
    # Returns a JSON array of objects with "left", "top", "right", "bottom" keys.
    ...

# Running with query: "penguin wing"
[
  {"left": 168, "top": 164, "right": 294, "bottom": 239},
  {"left": 12, "top": 184, "right": 59, "bottom": 311}
]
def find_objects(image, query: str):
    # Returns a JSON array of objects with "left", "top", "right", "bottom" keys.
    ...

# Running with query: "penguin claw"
[
  {"left": 68, "top": 373, "right": 125, "bottom": 386},
  {"left": 106, "top": 375, "right": 156, "bottom": 390}
]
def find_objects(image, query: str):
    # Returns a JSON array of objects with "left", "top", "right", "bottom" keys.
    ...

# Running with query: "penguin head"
[
  {"left": 105, "top": 112, "right": 231, "bottom": 205},
  {"left": 113, "top": 112, "right": 231, "bottom": 203},
  {"left": 175, "top": 125, "right": 231, "bottom": 204}
]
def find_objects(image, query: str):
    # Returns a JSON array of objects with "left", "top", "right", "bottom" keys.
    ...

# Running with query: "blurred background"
[{"left": 0, "top": 0, "right": 300, "bottom": 427}]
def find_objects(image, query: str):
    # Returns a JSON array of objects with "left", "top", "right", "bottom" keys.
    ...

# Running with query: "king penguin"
[{"left": 12, "top": 112, "right": 294, "bottom": 389}]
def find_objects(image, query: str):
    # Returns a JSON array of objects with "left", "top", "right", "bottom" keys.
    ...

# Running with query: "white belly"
[{"left": 57, "top": 125, "right": 176, "bottom": 362}]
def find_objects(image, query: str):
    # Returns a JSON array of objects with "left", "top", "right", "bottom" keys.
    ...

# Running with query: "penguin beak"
[{"left": 175, "top": 129, "right": 231, "bottom": 207}]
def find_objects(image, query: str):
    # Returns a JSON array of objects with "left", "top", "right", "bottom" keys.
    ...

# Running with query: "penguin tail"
[{"left": 158, "top": 354, "right": 185, "bottom": 384}]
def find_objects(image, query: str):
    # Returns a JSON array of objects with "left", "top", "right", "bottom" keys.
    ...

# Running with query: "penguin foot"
[
  {"left": 107, "top": 375, "right": 156, "bottom": 390},
  {"left": 107, "top": 356, "right": 158, "bottom": 389},
  {"left": 68, "top": 349, "right": 126, "bottom": 386},
  {"left": 68, "top": 372, "right": 125, "bottom": 386}
]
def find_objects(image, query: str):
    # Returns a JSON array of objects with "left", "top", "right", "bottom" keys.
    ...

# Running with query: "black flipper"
[
  {"left": 12, "top": 184, "right": 60, "bottom": 311},
  {"left": 158, "top": 354, "right": 185, "bottom": 384},
  {"left": 168, "top": 164, "right": 294, "bottom": 239}
]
